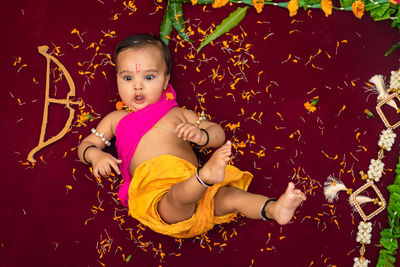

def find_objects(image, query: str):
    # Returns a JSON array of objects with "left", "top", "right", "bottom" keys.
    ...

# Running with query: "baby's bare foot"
[
  {"left": 265, "top": 182, "right": 306, "bottom": 225},
  {"left": 199, "top": 141, "right": 232, "bottom": 185}
]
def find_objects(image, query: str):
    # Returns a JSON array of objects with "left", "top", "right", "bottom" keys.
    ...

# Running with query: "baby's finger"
[
  {"left": 186, "top": 131, "right": 195, "bottom": 141},
  {"left": 184, "top": 125, "right": 198, "bottom": 140},
  {"left": 182, "top": 127, "right": 193, "bottom": 140},
  {"left": 177, "top": 124, "right": 191, "bottom": 138},
  {"left": 111, "top": 156, "right": 122, "bottom": 164},
  {"left": 98, "top": 168, "right": 106, "bottom": 177},
  {"left": 175, "top": 123, "right": 187, "bottom": 135},
  {"left": 104, "top": 165, "right": 112, "bottom": 177},
  {"left": 175, "top": 123, "right": 185, "bottom": 130},
  {"left": 93, "top": 167, "right": 100, "bottom": 178},
  {"left": 110, "top": 159, "right": 121, "bottom": 175},
  {"left": 189, "top": 128, "right": 201, "bottom": 141}
]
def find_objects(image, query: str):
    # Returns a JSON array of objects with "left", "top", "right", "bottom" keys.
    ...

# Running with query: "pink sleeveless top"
[{"left": 115, "top": 84, "right": 178, "bottom": 206}]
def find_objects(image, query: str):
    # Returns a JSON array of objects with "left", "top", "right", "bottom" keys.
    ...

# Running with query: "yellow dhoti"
[{"left": 128, "top": 154, "right": 253, "bottom": 238}]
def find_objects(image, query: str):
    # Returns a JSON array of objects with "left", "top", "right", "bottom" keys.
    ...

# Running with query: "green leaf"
[
  {"left": 170, "top": 1, "right": 192, "bottom": 42},
  {"left": 365, "top": 3, "right": 381, "bottom": 11},
  {"left": 160, "top": 1, "right": 173, "bottom": 46},
  {"left": 197, "top": 6, "right": 249, "bottom": 53},
  {"left": 377, "top": 249, "right": 396, "bottom": 267},
  {"left": 197, "top": 0, "right": 216, "bottom": 3},
  {"left": 242, "top": 0, "right": 253, "bottom": 4},
  {"left": 298, "top": 0, "right": 306, "bottom": 8},
  {"left": 385, "top": 41, "right": 400, "bottom": 56},
  {"left": 339, "top": 0, "right": 353, "bottom": 8},
  {"left": 391, "top": 9, "right": 400, "bottom": 28},
  {"left": 304, "top": 0, "right": 320, "bottom": 6},
  {"left": 171, "top": 0, "right": 214, "bottom": 3},
  {"left": 125, "top": 254, "right": 132, "bottom": 262},
  {"left": 370, "top": 2, "right": 391, "bottom": 17}
]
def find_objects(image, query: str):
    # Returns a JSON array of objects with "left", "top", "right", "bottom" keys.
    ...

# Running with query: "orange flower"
[
  {"left": 116, "top": 101, "right": 125, "bottom": 110},
  {"left": 389, "top": 0, "right": 397, "bottom": 4},
  {"left": 287, "top": 0, "right": 299, "bottom": 17},
  {"left": 166, "top": 92, "right": 174, "bottom": 100},
  {"left": 352, "top": 0, "right": 364, "bottom": 19},
  {"left": 304, "top": 101, "right": 317, "bottom": 113},
  {"left": 212, "top": 0, "right": 229, "bottom": 8},
  {"left": 191, "top": 0, "right": 198, "bottom": 4},
  {"left": 321, "top": 0, "right": 332, "bottom": 17},
  {"left": 252, "top": 0, "right": 264, "bottom": 13}
]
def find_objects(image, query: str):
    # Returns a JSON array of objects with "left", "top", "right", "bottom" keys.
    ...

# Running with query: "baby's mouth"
[{"left": 134, "top": 95, "right": 144, "bottom": 103}]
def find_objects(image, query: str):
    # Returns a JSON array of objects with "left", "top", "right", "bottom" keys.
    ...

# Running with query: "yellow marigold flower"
[
  {"left": 389, "top": 0, "right": 397, "bottom": 4},
  {"left": 352, "top": 0, "right": 364, "bottom": 19},
  {"left": 166, "top": 92, "right": 174, "bottom": 100},
  {"left": 116, "top": 101, "right": 125, "bottom": 110},
  {"left": 287, "top": 0, "right": 299, "bottom": 17},
  {"left": 304, "top": 101, "right": 317, "bottom": 113},
  {"left": 252, "top": 0, "right": 264, "bottom": 13},
  {"left": 191, "top": 0, "right": 198, "bottom": 4},
  {"left": 321, "top": 0, "right": 332, "bottom": 17},
  {"left": 212, "top": 0, "right": 229, "bottom": 8}
]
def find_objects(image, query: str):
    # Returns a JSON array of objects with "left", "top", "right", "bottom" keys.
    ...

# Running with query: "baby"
[{"left": 78, "top": 34, "right": 306, "bottom": 238}]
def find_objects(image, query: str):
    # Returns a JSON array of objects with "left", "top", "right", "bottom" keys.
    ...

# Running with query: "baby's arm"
[
  {"left": 176, "top": 109, "right": 225, "bottom": 148},
  {"left": 78, "top": 111, "right": 122, "bottom": 177}
]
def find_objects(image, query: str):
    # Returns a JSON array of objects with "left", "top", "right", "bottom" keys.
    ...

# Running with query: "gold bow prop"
[{"left": 27, "top": 45, "right": 81, "bottom": 163}]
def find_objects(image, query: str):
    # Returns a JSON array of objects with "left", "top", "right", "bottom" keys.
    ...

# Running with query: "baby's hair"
[{"left": 114, "top": 34, "right": 171, "bottom": 74}]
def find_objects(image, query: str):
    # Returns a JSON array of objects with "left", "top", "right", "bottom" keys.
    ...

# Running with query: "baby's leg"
[
  {"left": 214, "top": 183, "right": 306, "bottom": 225},
  {"left": 158, "top": 141, "right": 232, "bottom": 224}
]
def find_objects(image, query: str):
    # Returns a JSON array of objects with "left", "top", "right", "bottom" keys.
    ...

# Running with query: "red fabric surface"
[{"left": 2, "top": 1, "right": 400, "bottom": 266}]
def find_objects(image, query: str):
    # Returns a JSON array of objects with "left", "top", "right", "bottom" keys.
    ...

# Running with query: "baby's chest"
[{"left": 157, "top": 108, "right": 187, "bottom": 128}]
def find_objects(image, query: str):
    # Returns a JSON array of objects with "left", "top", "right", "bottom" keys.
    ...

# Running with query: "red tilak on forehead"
[{"left": 135, "top": 64, "right": 141, "bottom": 73}]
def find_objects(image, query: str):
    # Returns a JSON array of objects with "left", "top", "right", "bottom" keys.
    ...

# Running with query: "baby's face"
[{"left": 116, "top": 46, "right": 170, "bottom": 112}]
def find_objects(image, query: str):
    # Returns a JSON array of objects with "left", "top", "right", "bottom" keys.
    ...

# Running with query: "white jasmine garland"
[
  {"left": 356, "top": 221, "right": 372, "bottom": 244},
  {"left": 390, "top": 69, "right": 400, "bottom": 90},
  {"left": 367, "top": 158, "right": 384, "bottom": 182},
  {"left": 354, "top": 257, "right": 370, "bottom": 267},
  {"left": 378, "top": 128, "right": 396, "bottom": 151}
]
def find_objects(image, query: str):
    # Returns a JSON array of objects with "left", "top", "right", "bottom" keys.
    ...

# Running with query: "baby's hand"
[
  {"left": 175, "top": 123, "right": 204, "bottom": 145},
  {"left": 91, "top": 150, "right": 122, "bottom": 177}
]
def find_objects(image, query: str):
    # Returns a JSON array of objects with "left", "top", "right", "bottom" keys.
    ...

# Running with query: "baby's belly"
[{"left": 129, "top": 132, "right": 198, "bottom": 175}]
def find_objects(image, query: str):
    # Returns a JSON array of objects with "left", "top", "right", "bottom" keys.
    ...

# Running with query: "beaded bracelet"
[
  {"left": 83, "top": 145, "right": 97, "bottom": 164},
  {"left": 91, "top": 128, "right": 111, "bottom": 146},
  {"left": 195, "top": 111, "right": 206, "bottom": 127},
  {"left": 196, "top": 167, "right": 213, "bottom": 187},
  {"left": 260, "top": 198, "right": 277, "bottom": 221}
]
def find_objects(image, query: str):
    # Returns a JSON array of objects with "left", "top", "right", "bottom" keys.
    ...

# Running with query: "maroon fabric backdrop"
[{"left": 2, "top": 0, "right": 400, "bottom": 266}]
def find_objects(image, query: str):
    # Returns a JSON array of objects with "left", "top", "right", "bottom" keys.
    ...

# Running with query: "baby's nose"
[{"left": 133, "top": 81, "right": 143, "bottom": 90}]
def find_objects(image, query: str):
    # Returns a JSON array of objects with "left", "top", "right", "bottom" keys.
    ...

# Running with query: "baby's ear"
[{"left": 164, "top": 73, "right": 170, "bottom": 90}]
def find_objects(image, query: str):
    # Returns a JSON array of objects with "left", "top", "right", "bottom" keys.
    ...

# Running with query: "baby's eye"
[
  {"left": 145, "top": 75, "right": 155, "bottom": 80},
  {"left": 123, "top": 75, "right": 132, "bottom": 81}
]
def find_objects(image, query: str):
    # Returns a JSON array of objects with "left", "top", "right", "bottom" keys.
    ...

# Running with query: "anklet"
[
  {"left": 261, "top": 198, "right": 277, "bottom": 221},
  {"left": 196, "top": 167, "right": 213, "bottom": 187},
  {"left": 91, "top": 128, "right": 111, "bottom": 146},
  {"left": 83, "top": 145, "right": 97, "bottom": 164}
]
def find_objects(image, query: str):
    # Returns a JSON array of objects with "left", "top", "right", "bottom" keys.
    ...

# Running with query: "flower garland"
[
  {"left": 160, "top": 0, "right": 400, "bottom": 55},
  {"left": 377, "top": 154, "right": 400, "bottom": 266},
  {"left": 323, "top": 68, "right": 400, "bottom": 266}
]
